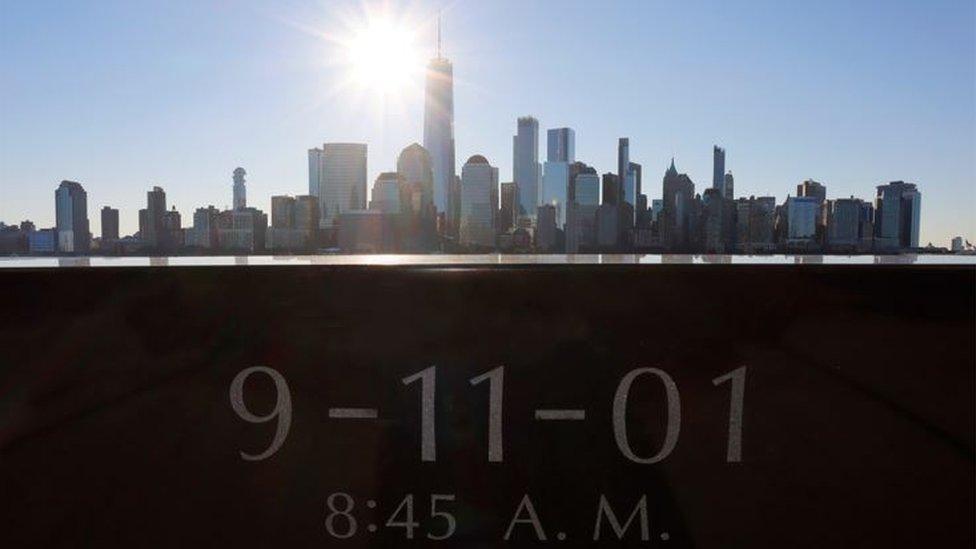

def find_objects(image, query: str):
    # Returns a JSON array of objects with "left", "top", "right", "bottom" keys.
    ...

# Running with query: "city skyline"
[{"left": 0, "top": 0, "right": 973, "bottom": 245}]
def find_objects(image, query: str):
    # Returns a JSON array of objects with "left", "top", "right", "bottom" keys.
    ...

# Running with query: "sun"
[{"left": 341, "top": 17, "right": 423, "bottom": 94}]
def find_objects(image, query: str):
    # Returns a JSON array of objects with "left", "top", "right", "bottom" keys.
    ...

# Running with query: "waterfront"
[{"left": 1, "top": 253, "right": 975, "bottom": 269}]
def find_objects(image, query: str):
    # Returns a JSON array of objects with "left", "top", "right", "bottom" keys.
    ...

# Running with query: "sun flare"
[{"left": 342, "top": 18, "right": 423, "bottom": 94}]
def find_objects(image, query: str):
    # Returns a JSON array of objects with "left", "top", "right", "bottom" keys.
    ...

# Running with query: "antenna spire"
[{"left": 436, "top": 12, "right": 442, "bottom": 58}]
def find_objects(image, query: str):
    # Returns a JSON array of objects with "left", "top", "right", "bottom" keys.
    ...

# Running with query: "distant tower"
[
  {"left": 233, "top": 167, "right": 247, "bottom": 210},
  {"left": 397, "top": 143, "right": 434, "bottom": 217},
  {"left": 459, "top": 155, "right": 498, "bottom": 248},
  {"left": 617, "top": 138, "right": 630, "bottom": 200},
  {"left": 724, "top": 172, "right": 735, "bottom": 200},
  {"left": 513, "top": 117, "right": 540, "bottom": 217},
  {"left": 547, "top": 128, "right": 576, "bottom": 163},
  {"left": 55, "top": 180, "right": 90, "bottom": 253},
  {"left": 308, "top": 143, "right": 368, "bottom": 229},
  {"left": 713, "top": 146, "right": 726, "bottom": 193},
  {"left": 424, "top": 14, "right": 457, "bottom": 227},
  {"left": 101, "top": 206, "right": 119, "bottom": 241}
]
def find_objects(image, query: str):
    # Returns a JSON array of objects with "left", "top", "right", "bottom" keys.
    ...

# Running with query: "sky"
[{"left": 1, "top": 0, "right": 974, "bottom": 245}]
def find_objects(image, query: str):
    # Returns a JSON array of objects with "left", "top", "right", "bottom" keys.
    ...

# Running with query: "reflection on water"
[{"left": 3, "top": 254, "right": 974, "bottom": 268}]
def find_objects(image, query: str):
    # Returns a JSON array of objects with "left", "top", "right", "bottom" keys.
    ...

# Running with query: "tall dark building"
[
  {"left": 617, "top": 138, "right": 630, "bottom": 201},
  {"left": 141, "top": 186, "right": 167, "bottom": 249},
  {"left": 233, "top": 168, "right": 247, "bottom": 210},
  {"left": 55, "top": 180, "right": 90, "bottom": 254},
  {"left": 874, "top": 181, "right": 921, "bottom": 249},
  {"left": 101, "top": 206, "right": 119, "bottom": 241},
  {"left": 271, "top": 195, "right": 297, "bottom": 229},
  {"left": 713, "top": 146, "right": 726, "bottom": 192},
  {"left": 661, "top": 159, "right": 696, "bottom": 251},
  {"left": 499, "top": 182, "right": 517, "bottom": 232},
  {"left": 602, "top": 173, "right": 621, "bottom": 205}
]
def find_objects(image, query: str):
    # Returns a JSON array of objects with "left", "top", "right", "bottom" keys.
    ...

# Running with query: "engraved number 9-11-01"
[{"left": 229, "top": 366, "right": 747, "bottom": 464}]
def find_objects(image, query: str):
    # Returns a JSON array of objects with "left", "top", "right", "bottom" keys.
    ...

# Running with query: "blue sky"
[{"left": 1, "top": 0, "right": 973, "bottom": 245}]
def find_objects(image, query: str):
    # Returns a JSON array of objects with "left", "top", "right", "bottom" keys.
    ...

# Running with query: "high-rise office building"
[
  {"left": 499, "top": 181, "right": 517, "bottom": 232},
  {"left": 796, "top": 179, "right": 827, "bottom": 243},
  {"left": 161, "top": 207, "right": 183, "bottom": 250},
  {"left": 536, "top": 204, "right": 557, "bottom": 252},
  {"left": 308, "top": 143, "right": 367, "bottom": 229},
  {"left": 565, "top": 162, "right": 599, "bottom": 252},
  {"left": 702, "top": 188, "right": 728, "bottom": 253},
  {"left": 624, "top": 162, "right": 642, "bottom": 207},
  {"left": 233, "top": 167, "right": 247, "bottom": 210},
  {"left": 294, "top": 196, "right": 320, "bottom": 233},
  {"left": 826, "top": 198, "right": 864, "bottom": 250},
  {"left": 188, "top": 206, "right": 220, "bottom": 249},
  {"left": 397, "top": 143, "right": 434, "bottom": 218},
  {"left": 724, "top": 172, "right": 735, "bottom": 200},
  {"left": 369, "top": 172, "right": 402, "bottom": 214},
  {"left": 713, "top": 146, "right": 726, "bottom": 192},
  {"left": 797, "top": 179, "right": 827, "bottom": 203},
  {"left": 617, "top": 139, "right": 630, "bottom": 201},
  {"left": 459, "top": 155, "right": 498, "bottom": 248},
  {"left": 786, "top": 196, "right": 820, "bottom": 246},
  {"left": 423, "top": 19, "right": 456, "bottom": 219},
  {"left": 101, "top": 206, "right": 119, "bottom": 241},
  {"left": 55, "top": 180, "right": 89, "bottom": 253},
  {"left": 217, "top": 207, "right": 268, "bottom": 252},
  {"left": 540, "top": 127, "right": 577, "bottom": 228},
  {"left": 140, "top": 186, "right": 167, "bottom": 249},
  {"left": 661, "top": 159, "right": 696, "bottom": 250},
  {"left": 267, "top": 195, "right": 319, "bottom": 251},
  {"left": 541, "top": 161, "right": 568, "bottom": 227},
  {"left": 874, "top": 181, "right": 921, "bottom": 249},
  {"left": 547, "top": 128, "right": 575, "bottom": 163},
  {"left": 514, "top": 117, "right": 541, "bottom": 217},
  {"left": 271, "top": 196, "right": 297, "bottom": 229}
]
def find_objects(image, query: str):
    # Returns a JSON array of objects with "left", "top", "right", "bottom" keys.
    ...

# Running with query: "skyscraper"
[
  {"left": 547, "top": 128, "right": 575, "bottom": 163},
  {"left": 611, "top": 143, "right": 635, "bottom": 246},
  {"left": 101, "top": 206, "right": 119, "bottom": 241},
  {"left": 541, "top": 161, "right": 569, "bottom": 227},
  {"left": 499, "top": 181, "right": 517, "bottom": 232},
  {"left": 536, "top": 204, "right": 557, "bottom": 252},
  {"left": 369, "top": 173, "right": 402, "bottom": 214},
  {"left": 724, "top": 172, "right": 735, "bottom": 200},
  {"left": 55, "top": 180, "right": 89, "bottom": 253},
  {"left": 423, "top": 18, "right": 456, "bottom": 219},
  {"left": 271, "top": 195, "right": 297, "bottom": 228},
  {"left": 826, "top": 198, "right": 864, "bottom": 250},
  {"left": 513, "top": 117, "right": 540, "bottom": 217},
  {"left": 874, "top": 181, "right": 921, "bottom": 249},
  {"left": 713, "top": 146, "right": 726, "bottom": 192},
  {"left": 541, "top": 127, "right": 574, "bottom": 228},
  {"left": 187, "top": 206, "right": 219, "bottom": 249},
  {"left": 786, "top": 196, "right": 820, "bottom": 246},
  {"left": 617, "top": 138, "right": 630, "bottom": 201},
  {"left": 565, "top": 162, "right": 599, "bottom": 252},
  {"left": 308, "top": 143, "right": 368, "bottom": 229},
  {"left": 397, "top": 143, "right": 434, "bottom": 217},
  {"left": 624, "top": 162, "right": 641, "bottom": 208},
  {"left": 233, "top": 167, "right": 247, "bottom": 210},
  {"left": 140, "top": 186, "right": 166, "bottom": 249},
  {"left": 661, "top": 159, "right": 696, "bottom": 250},
  {"left": 459, "top": 155, "right": 498, "bottom": 248},
  {"left": 797, "top": 179, "right": 827, "bottom": 203}
]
